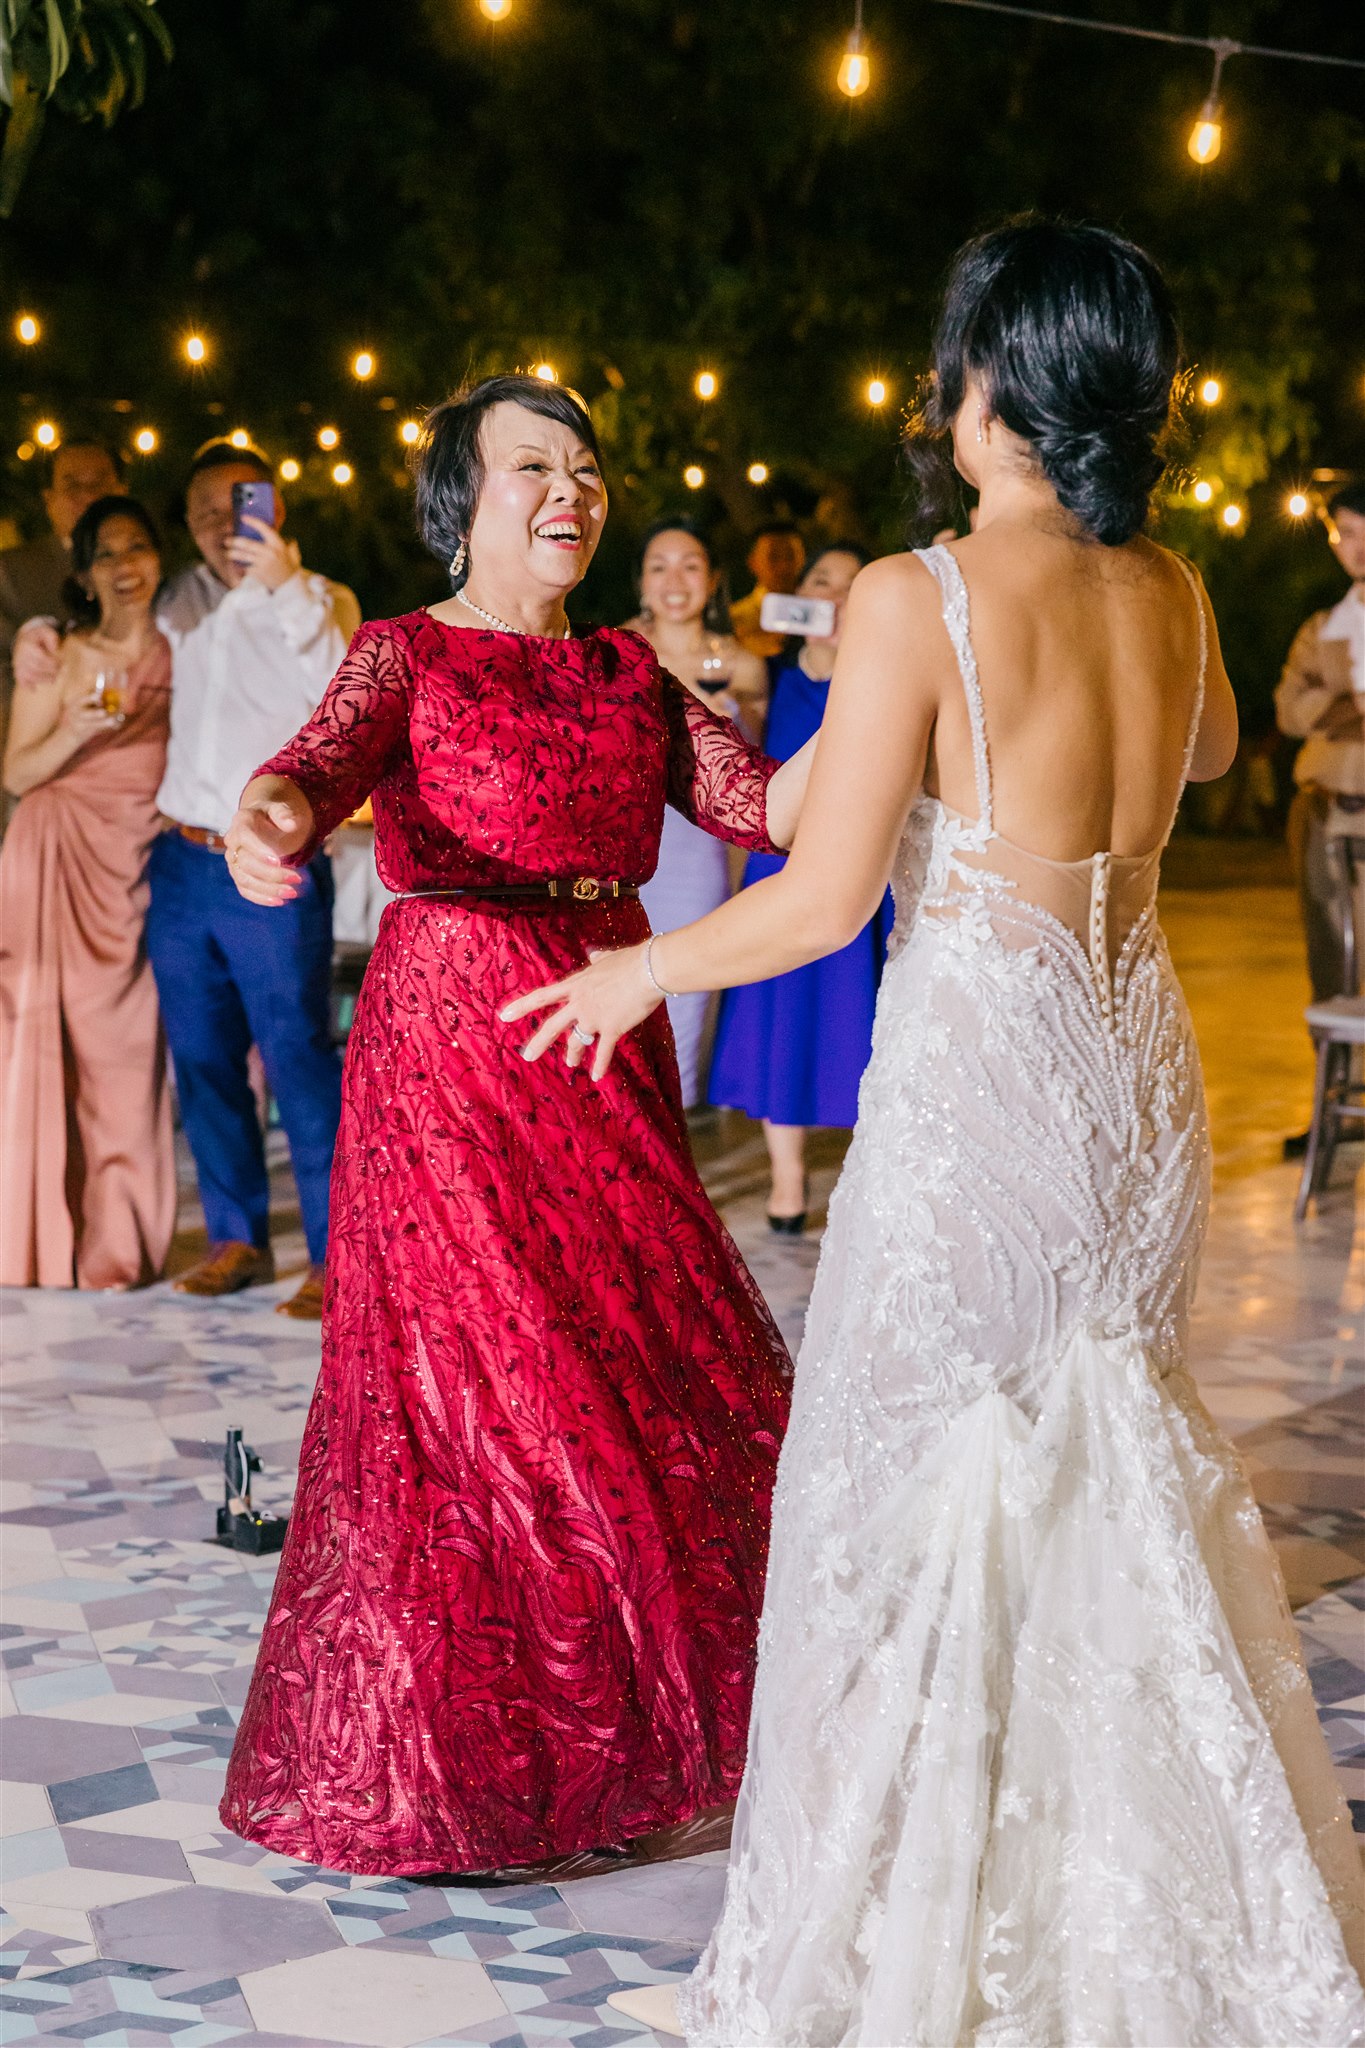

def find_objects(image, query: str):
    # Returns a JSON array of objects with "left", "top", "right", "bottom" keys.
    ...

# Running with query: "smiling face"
[
  {"left": 84, "top": 511, "right": 161, "bottom": 623},
  {"left": 799, "top": 548, "right": 863, "bottom": 649},
  {"left": 465, "top": 401, "right": 607, "bottom": 602},
  {"left": 639, "top": 528, "right": 717, "bottom": 629}
]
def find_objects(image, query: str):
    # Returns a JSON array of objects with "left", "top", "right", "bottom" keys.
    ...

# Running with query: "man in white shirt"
[{"left": 14, "top": 439, "right": 359, "bottom": 1314}]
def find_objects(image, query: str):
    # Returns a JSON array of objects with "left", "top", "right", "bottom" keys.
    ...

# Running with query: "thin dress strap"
[
  {"left": 915, "top": 544, "right": 993, "bottom": 833},
  {"left": 1170, "top": 554, "right": 1209, "bottom": 795}
]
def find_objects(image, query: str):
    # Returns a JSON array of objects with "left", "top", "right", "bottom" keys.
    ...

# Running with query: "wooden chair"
[{"left": 1295, "top": 833, "right": 1365, "bottom": 1220}]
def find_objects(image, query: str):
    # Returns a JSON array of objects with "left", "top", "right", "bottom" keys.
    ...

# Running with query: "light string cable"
[{"left": 927, "top": 0, "right": 1365, "bottom": 75}]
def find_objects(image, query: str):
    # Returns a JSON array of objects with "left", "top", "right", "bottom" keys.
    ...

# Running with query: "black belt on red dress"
[{"left": 396, "top": 878, "right": 637, "bottom": 905}]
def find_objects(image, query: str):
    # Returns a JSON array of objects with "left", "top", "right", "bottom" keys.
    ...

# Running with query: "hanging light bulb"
[
  {"left": 34, "top": 420, "right": 59, "bottom": 448},
  {"left": 1187, "top": 41, "right": 1232, "bottom": 164},
  {"left": 228, "top": 428, "right": 251, "bottom": 449},
  {"left": 838, "top": 1, "right": 871, "bottom": 97},
  {"left": 400, "top": 419, "right": 422, "bottom": 444},
  {"left": 695, "top": 369, "right": 719, "bottom": 401},
  {"left": 479, "top": 0, "right": 511, "bottom": 17},
  {"left": 865, "top": 377, "right": 888, "bottom": 407},
  {"left": 747, "top": 462, "right": 769, "bottom": 485},
  {"left": 184, "top": 333, "right": 207, "bottom": 364},
  {"left": 134, "top": 427, "right": 159, "bottom": 454},
  {"left": 352, "top": 350, "right": 376, "bottom": 381},
  {"left": 533, "top": 362, "right": 557, "bottom": 383},
  {"left": 332, "top": 462, "right": 354, "bottom": 486},
  {"left": 16, "top": 313, "right": 40, "bottom": 344},
  {"left": 1286, "top": 492, "right": 1309, "bottom": 518},
  {"left": 318, "top": 425, "right": 341, "bottom": 449},
  {"left": 1221, "top": 503, "right": 1244, "bottom": 529},
  {"left": 279, "top": 458, "right": 302, "bottom": 482},
  {"left": 1192, "top": 479, "right": 1214, "bottom": 505},
  {"left": 1199, "top": 376, "right": 1222, "bottom": 406},
  {"left": 683, "top": 464, "right": 706, "bottom": 490}
]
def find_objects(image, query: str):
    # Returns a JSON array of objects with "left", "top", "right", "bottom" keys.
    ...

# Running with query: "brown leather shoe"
[
  {"left": 276, "top": 1262, "right": 326, "bottom": 1320},
  {"left": 173, "top": 1241, "right": 275, "bottom": 1297}
]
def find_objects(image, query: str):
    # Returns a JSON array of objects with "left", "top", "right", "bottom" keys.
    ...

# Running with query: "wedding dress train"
[{"left": 677, "top": 546, "right": 1364, "bottom": 2047}]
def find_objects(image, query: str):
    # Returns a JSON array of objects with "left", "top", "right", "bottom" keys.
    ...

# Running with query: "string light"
[
  {"left": 229, "top": 428, "right": 251, "bottom": 449},
  {"left": 352, "top": 350, "right": 376, "bottom": 380},
  {"left": 838, "top": 0, "right": 871, "bottom": 96},
  {"left": 695, "top": 369, "right": 719, "bottom": 400},
  {"left": 34, "top": 421, "right": 58, "bottom": 448},
  {"left": 865, "top": 377, "right": 888, "bottom": 406},
  {"left": 1193, "top": 479, "right": 1214, "bottom": 504},
  {"left": 1199, "top": 377, "right": 1222, "bottom": 405},
  {"left": 332, "top": 462, "right": 354, "bottom": 486},
  {"left": 478, "top": 0, "right": 511, "bottom": 17},
  {"left": 533, "top": 362, "right": 557, "bottom": 383},
  {"left": 1222, "top": 503, "right": 1244, "bottom": 528},
  {"left": 184, "top": 333, "right": 207, "bottom": 364},
  {"left": 15, "top": 313, "right": 40, "bottom": 344},
  {"left": 747, "top": 462, "right": 770, "bottom": 485},
  {"left": 134, "top": 428, "right": 158, "bottom": 454},
  {"left": 400, "top": 419, "right": 422, "bottom": 444},
  {"left": 683, "top": 464, "right": 706, "bottom": 490},
  {"left": 1187, "top": 40, "right": 1233, "bottom": 163},
  {"left": 1286, "top": 491, "right": 1310, "bottom": 517},
  {"left": 280, "top": 458, "right": 302, "bottom": 482},
  {"left": 17, "top": 442, "right": 36, "bottom": 462},
  {"left": 318, "top": 425, "right": 340, "bottom": 449}
]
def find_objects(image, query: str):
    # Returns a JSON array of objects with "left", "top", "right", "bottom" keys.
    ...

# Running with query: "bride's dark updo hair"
[{"left": 906, "top": 218, "right": 1180, "bottom": 547}]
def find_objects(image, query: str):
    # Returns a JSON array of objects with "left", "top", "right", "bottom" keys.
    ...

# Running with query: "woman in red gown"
[{"left": 217, "top": 376, "right": 801, "bottom": 1876}]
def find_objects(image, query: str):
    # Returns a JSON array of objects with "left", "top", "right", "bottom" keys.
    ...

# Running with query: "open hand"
[
  {"left": 225, "top": 793, "right": 311, "bottom": 905},
  {"left": 499, "top": 942, "right": 663, "bottom": 1081}
]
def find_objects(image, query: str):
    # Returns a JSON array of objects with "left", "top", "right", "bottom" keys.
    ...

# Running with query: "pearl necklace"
[{"left": 456, "top": 589, "right": 571, "bottom": 639}]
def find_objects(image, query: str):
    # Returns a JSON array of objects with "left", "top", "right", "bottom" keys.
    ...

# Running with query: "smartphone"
[
  {"left": 232, "top": 480, "right": 278, "bottom": 537},
  {"left": 759, "top": 592, "right": 836, "bottom": 639}
]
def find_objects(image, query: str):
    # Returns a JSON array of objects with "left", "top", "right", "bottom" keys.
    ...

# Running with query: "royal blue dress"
[{"left": 708, "top": 659, "right": 894, "bottom": 1127}]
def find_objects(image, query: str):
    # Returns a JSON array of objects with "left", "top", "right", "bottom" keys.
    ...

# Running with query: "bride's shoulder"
[{"left": 845, "top": 550, "right": 946, "bottom": 624}]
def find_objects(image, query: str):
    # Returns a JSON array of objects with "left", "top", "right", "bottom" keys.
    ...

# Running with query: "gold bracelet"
[{"left": 644, "top": 934, "right": 682, "bottom": 1000}]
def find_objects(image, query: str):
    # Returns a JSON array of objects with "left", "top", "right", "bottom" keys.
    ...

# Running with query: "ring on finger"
[{"left": 570, "top": 1024, "right": 596, "bottom": 1046}]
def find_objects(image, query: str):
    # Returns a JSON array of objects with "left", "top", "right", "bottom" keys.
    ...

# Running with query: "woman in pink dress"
[
  {"left": 217, "top": 376, "right": 808, "bottom": 1876},
  {"left": 0, "top": 496, "right": 175, "bottom": 1290}
]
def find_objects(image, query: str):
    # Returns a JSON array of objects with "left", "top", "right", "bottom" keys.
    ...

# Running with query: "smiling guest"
[
  {"left": 216, "top": 373, "right": 811, "bottom": 1878},
  {"left": 1, "top": 497, "right": 174, "bottom": 1289}
]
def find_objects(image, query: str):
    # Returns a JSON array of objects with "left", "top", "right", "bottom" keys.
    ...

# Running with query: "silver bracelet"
[{"left": 644, "top": 934, "right": 682, "bottom": 1000}]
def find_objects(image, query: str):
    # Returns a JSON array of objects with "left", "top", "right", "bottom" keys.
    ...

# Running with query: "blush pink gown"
[
  {"left": 0, "top": 636, "right": 175, "bottom": 1289},
  {"left": 220, "top": 617, "right": 792, "bottom": 1875}
]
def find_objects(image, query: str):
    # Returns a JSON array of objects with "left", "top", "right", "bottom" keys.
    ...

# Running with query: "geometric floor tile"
[{"left": 1, "top": 879, "right": 1361, "bottom": 2048}]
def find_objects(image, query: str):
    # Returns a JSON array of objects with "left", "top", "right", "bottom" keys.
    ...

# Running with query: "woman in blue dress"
[{"left": 709, "top": 543, "right": 892, "bottom": 1230}]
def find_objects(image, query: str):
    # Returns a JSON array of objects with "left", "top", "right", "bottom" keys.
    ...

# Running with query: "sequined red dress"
[{"left": 219, "top": 616, "right": 792, "bottom": 1875}]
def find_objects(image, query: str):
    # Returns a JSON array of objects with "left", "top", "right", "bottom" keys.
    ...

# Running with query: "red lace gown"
[{"left": 219, "top": 616, "right": 793, "bottom": 1875}]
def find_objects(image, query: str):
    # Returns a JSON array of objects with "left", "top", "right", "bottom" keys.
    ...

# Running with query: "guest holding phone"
[
  {"left": 0, "top": 497, "right": 175, "bottom": 1289},
  {"left": 628, "top": 518, "right": 768, "bottom": 1107},
  {"left": 10, "top": 439, "right": 360, "bottom": 1316},
  {"left": 709, "top": 543, "right": 894, "bottom": 1230}
]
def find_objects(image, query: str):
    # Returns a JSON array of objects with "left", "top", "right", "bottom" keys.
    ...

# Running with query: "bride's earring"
[
  {"left": 449, "top": 539, "right": 468, "bottom": 580},
  {"left": 976, "top": 408, "right": 986, "bottom": 445}
]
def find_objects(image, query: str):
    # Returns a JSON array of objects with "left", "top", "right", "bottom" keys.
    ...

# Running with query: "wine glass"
[{"left": 91, "top": 667, "right": 128, "bottom": 725}]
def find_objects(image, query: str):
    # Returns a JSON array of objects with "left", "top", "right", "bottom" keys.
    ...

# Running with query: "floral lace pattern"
[
  {"left": 219, "top": 618, "right": 793, "bottom": 1873},
  {"left": 681, "top": 550, "right": 1364, "bottom": 2045}
]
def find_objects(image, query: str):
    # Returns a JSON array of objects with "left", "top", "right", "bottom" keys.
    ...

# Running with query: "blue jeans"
[{"left": 146, "top": 831, "right": 342, "bottom": 1263}]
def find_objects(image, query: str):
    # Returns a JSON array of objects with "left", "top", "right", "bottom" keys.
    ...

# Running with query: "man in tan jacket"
[{"left": 1274, "top": 484, "right": 1365, "bottom": 1155}]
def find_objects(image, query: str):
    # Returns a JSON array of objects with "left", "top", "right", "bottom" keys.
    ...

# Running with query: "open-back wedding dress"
[{"left": 678, "top": 545, "right": 1365, "bottom": 2046}]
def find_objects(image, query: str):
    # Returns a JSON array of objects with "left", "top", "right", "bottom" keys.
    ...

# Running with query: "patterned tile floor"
[{"left": 2, "top": 868, "right": 1362, "bottom": 2045}]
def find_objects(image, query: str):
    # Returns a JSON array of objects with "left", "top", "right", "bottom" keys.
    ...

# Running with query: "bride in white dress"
[{"left": 504, "top": 220, "right": 1365, "bottom": 2045}]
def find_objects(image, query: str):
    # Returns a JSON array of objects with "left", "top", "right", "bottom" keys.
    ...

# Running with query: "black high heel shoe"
[{"left": 767, "top": 1179, "right": 810, "bottom": 1236}]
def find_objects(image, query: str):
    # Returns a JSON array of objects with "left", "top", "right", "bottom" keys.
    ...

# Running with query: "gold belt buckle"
[{"left": 572, "top": 876, "right": 601, "bottom": 902}]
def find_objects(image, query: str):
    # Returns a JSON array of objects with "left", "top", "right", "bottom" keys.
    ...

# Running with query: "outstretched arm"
[{"left": 503, "top": 557, "right": 940, "bottom": 1077}]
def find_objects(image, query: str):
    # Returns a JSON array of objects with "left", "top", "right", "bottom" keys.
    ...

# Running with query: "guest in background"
[
  {"left": 1275, "top": 483, "right": 1365, "bottom": 1157},
  {"left": 729, "top": 520, "right": 806, "bottom": 661},
  {"left": 0, "top": 439, "right": 127, "bottom": 834},
  {"left": 12, "top": 438, "right": 360, "bottom": 1317},
  {"left": 0, "top": 496, "right": 174, "bottom": 1290},
  {"left": 710, "top": 543, "right": 893, "bottom": 1231},
  {"left": 629, "top": 518, "right": 769, "bottom": 1108}
]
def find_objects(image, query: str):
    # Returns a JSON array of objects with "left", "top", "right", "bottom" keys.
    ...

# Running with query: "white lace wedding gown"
[{"left": 679, "top": 546, "right": 1365, "bottom": 2047}]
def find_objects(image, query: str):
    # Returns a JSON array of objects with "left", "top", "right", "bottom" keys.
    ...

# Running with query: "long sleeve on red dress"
[{"left": 222, "top": 615, "right": 792, "bottom": 1875}]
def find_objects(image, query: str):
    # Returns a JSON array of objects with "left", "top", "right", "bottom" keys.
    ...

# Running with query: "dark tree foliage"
[{"left": 3, "top": 0, "right": 1362, "bottom": 725}]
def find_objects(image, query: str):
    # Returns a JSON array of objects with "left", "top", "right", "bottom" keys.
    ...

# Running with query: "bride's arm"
[{"left": 503, "top": 557, "right": 941, "bottom": 1078}]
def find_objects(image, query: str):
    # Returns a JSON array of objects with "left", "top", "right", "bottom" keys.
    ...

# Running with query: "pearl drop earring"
[{"left": 976, "top": 408, "right": 986, "bottom": 445}]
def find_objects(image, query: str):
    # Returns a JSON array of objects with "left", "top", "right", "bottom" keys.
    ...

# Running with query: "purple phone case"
[{"left": 232, "top": 481, "right": 277, "bottom": 538}]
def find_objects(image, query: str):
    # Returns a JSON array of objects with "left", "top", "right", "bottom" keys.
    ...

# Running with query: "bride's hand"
[
  {"left": 225, "top": 781, "right": 313, "bottom": 906},
  {"left": 499, "top": 943, "right": 662, "bottom": 1081}
]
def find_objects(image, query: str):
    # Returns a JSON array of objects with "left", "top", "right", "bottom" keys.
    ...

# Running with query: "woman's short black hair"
[
  {"left": 906, "top": 217, "right": 1180, "bottom": 548},
  {"left": 412, "top": 374, "right": 603, "bottom": 590},
  {"left": 1328, "top": 482, "right": 1365, "bottom": 522},
  {"left": 802, "top": 539, "right": 872, "bottom": 580},
  {"left": 63, "top": 495, "right": 162, "bottom": 630}
]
